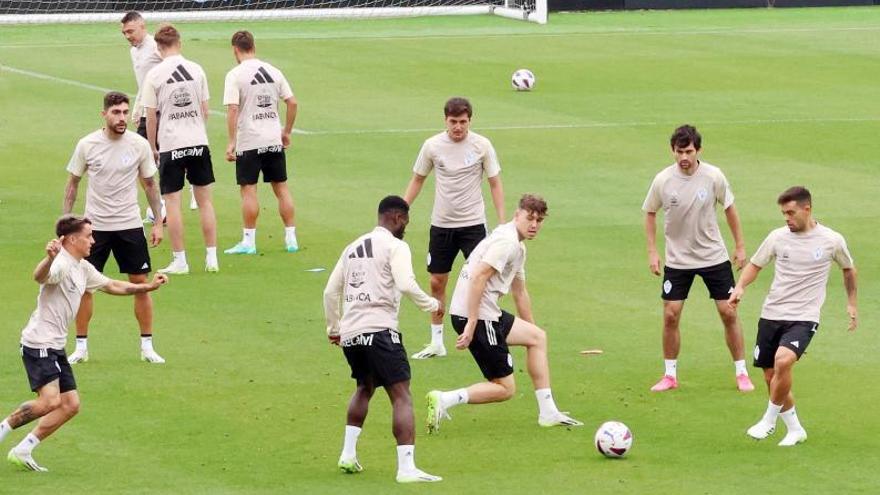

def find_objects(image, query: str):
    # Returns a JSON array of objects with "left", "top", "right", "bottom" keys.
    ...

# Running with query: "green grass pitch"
[{"left": 0, "top": 7, "right": 878, "bottom": 493}]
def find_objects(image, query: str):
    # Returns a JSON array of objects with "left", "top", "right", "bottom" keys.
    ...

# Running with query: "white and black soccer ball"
[
  {"left": 144, "top": 199, "right": 167, "bottom": 224},
  {"left": 511, "top": 69, "right": 536, "bottom": 91},
  {"left": 595, "top": 421, "right": 633, "bottom": 458}
]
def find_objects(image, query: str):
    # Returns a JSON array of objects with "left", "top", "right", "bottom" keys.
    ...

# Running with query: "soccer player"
[
  {"left": 729, "top": 187, "right": 857, "bottom": 446},
  {"left": 404, "top": 97, "right": 505, "bottom": 360},
  {"left": 120, "top": 11, "right": 197, "bottom": 212},
  {"left": 142, "top": 23, "right": 219, "bottom": 274},
  {"left": 425, "top": 194, "right": 582, "bottom": 432},
  {"left": 323, "top": 196, "right": 443, "bottom": 483},
  {"left": 222, "top": 30, "right": 300, "bottom": 255},
  {"left": 643, "top": 125, "right": 754, "bottom": 392},
  {"left": 0, "top": 215, "right": 167, "bottom": 472},
  {"left": 63, "top": 91, "right": 166, "bottom": 364}
]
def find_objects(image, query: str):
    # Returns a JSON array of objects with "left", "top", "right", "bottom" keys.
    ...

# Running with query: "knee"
[
  {"left": 500, "top": 381, "right": 516, "bottom": 401},
  {"left": 774, "top": 353, "right": 796, "bottom": 371},
  {"left": 663, "top": 309, "right": 680, "bottom": 328},
  {"left": 532, "top": 328, "right": 547, "bottom": 349},
  {"left": 40, "top": 395, "right": 62, "bottom": 413},
  {"left": 429, "top": 276, "right": 446, "bottom": 294},
  {"left": 719, "top": 306, "right": 738, "bottom": 326},
  {"left": 64, "top": 397, "right": 81, "bottom": 417}
]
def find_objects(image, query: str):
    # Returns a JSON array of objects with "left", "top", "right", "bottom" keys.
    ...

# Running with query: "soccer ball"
[
  {"left": 511, "top": 69, "right": 536, "bottom": 91},
  {"left": 144, "top": 199, "right": 167, "bottom": 224},
  {"left": 595, "top": 421, "right": 633, "bottom": 458}
]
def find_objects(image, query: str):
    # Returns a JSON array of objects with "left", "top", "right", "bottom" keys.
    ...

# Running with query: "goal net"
[{"left": 0, "top": 0, "right": 547, "bottom": 25}]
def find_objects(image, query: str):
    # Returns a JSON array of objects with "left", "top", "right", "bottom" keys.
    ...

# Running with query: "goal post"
[{"left": 0, "top": 0, "right": 547, "bottom": 25}]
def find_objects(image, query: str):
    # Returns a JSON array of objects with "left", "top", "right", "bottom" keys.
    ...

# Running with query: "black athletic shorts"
[
  {"left": 159, "top": 145, "right": 215, "bottom": 194},
  {"left": 342, "top": 329, "right": 410, "bottom": 387},
  {"left": 21, "top": 346, "right": 77, "bottom": 393},
  {"left": 753, "top": 318, "right": 818, "bottom": 368},
  {"left": 662, "top": 261, "right": 735, "bottom": 301},
  {"left": 236, "top": 146, "right": 287, "bottom": 185},
  {"left": 87, "top": 228, "right": 151, "bottom": 274},
  {"left": 136, "top": 115, "right": 159, "bottom": 148},
  {"left": 427, "top": 224, "right": 487, "bottom": 274},
  {"left": 451, "top": 310, "right": 516, "bottom": 380}
]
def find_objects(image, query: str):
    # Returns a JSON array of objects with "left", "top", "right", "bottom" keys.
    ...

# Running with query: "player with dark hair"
[
  {"left": 63, "top": 91, "right": 166, "bottom": 364},
  {"left": 643, "top": 124, "right": 753, "bottom": 392},
  {"left": 223, "top": 30, "right": 300, "bottom": 255},
  {"left": 404, "top": 97, "right": 505, "bottom": 360},
  {"left": 0, "top": 215, "right": 167, "bottom": 472},
  {"left": 142, "top": 23, "right": 219, "bottom": 274},
  {"left": 426, "top": 194, "right": 582, "bottom": 431},
  {"left": 323, "top": 196, "right": 443, "bottom": 483},
  {"left": 729, "top": 186, "right": 857, "bottom": 446}
]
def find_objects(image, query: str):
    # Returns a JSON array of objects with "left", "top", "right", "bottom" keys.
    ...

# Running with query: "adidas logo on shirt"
[
  {"left": 250, "top": 66, "right": 275, "bottom": 85},
  {"left": 348, "top": 238, "right": 374, "bottom": 259},
  {"left": 166, "top": 65, "right": 195, "bottom": 84}
]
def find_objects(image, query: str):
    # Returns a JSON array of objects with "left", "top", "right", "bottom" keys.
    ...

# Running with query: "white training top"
[
  {"left": 223, "top": 58, "right": 294, "bottom": 152},
  {"left": 642, "top": 161, "right": 735, "bottom": 269},
  {"left": 324, "top": 226, "right": 439, "bottom": 341},
  {"left": 20, "top": 248, "right": 110, "bottom": 350},
  {"left": 66, "top": 129, "right": 157, "bottom": 231},
  {"left": 129, "top": 34, "right": 163, "bottom": 117},
  {"left": 449, "top": 222, "right": 526, "bottom": 321},
  {"left": 751, "top": 223, "right": 854, "bottom": 323},
  {"left": 413, "top": 131, "right": 501, "bottom": 229},
  {"left": 141, "top": 54, "right": 210, "bottom": 152}
]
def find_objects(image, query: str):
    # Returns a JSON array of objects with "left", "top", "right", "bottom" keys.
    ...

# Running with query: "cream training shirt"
[
  {"left": 751, "top": 223, "right": 854, "bottom": 323},
  {"left": 130, "top": 34, "right": 163, "bottom": 117},
  {"left": 413, "top": 131, "right": 501, "bottom": 229},
  {"left": 449, "top": 222, "right": 526, "bottom": 321},
  {"left": 642, "top": 161, "right": 735, "bottom": 269},
  {"left": 223, "top": 58, "right": 294, "bottom": 152},
  {"left": 323, "top": 226, "right": 438, "bottom": 341},
  {"left": 141, "top": 54, "right": 210, "bottom": 152},
  {"left": 66, "top": 129, "right": 157, "bottom": 231},
  {"left": 20, "top": 249, "right": 110, "bottom": 350}
]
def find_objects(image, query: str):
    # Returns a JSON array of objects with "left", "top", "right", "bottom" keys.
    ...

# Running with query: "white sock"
[
  {"left": 284, "top": 226, "right": 297, "bottom": 243},
  {"left": 172, "top": 251, "right": 187, "bottom": 265},
  {"left": 75, "top": 337, "right": 88, "bottom": 351},
  {"left": 780, "top": 407, "right": 804, "bottom": 432},
  {"left": 206, "top": 247, "right": 217, "bottom": 259},
  {"left": 14, "top": 433, "right": 40, "bottom": 455},
  {"left": 761, "top": 401, "right": 783, "bottom": 425},
  {"left": 440, "top": 389, "right": 468, "bottom": 410},
  {"left": 535, "top": 388, "right": 560, "bottom": 417},
  {"left": 242, "top": 228, "right": 256, "bottom": 247},
  {"left": 430, "top": 324, "right": 444, "bottom": 347},
  {"left": 396, "top": 445, "right": 415, "bottom": 473},
  {"left": 734, "top": 360, "right": 748, "bottom": 376},
  {"left": 664, "top": 359, "right": 677, "bottom": 378},
  {"left": 140, "top": 334, "right": 154, "bottom": 351},
  {"left": 0, "top": 419, "right": 11, "bottom": 443},
  {"left": 341, "top": 425, "right": 361, "bottom": 460}
]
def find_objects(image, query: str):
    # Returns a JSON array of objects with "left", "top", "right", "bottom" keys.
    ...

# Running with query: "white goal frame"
[{"left": 0, "top": 1, "right": 547, "bottom": 25}]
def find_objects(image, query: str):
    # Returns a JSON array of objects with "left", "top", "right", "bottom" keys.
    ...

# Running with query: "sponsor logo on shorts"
[
  {"left": 426, "top": 253, "right": 432, "bottom": 266},
  {"left": 341, "top": 334, "right": 374, "bottom": 347},
  {"left": 257, "top": 145, "right": 283, "bottom": 154},
  {"left": 171, "top": 147, "right": 205, "bottom": 161},
  {"left": 141, "top": 262, "right": 150, "bottom": 270},
  {"left": 754, "top": 345, "right": 760, "bottom": 361},
  {"left": 790, "top": 341, "right": 800, "bottom": 349},
  {"left": 507, "top": 353, "right": 513, "bottom": 368},
  {"left": 390, "top": 330, "right": 400, "bottom": 344},
  {"left": 663, "top": 280, "right": 672, "bottom": 294}
]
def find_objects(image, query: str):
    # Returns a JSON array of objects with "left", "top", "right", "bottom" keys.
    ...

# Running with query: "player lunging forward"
[{"left": 426, "top": 194, "right": 582, "bottom": 432}]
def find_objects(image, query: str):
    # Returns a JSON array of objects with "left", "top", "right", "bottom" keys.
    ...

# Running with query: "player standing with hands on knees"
[
  {"left": 729, "top": 186, "right": 857, "bottom": 446},
  {"left": 0, "top": 215, "right": 167, "bottom": 472},
  {"left": 323, "top": 196, "right": 444, "bottom": 483},
  {"left": 643, "top": 125, "right": 753, "bottom": 392}
]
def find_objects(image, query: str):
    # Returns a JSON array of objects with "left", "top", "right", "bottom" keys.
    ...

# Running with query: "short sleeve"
[
  {"left": 642, "top": 175, "right": 663, "bottom": 213},
  {"left": 138, "top": 139, "right": 157, "bottom": 178},
  {"left": 832, "top": 234, "right": 855, "bottom": 269},
  {"left": 200, "top": 66, "right": 210, "bottom": 101},
  {"left": 750, "top": 231, "right": 777, "bottom": 267},
  {"left": 222, "top": 70, "right": 240, "bottom": 106},
  {"left": 714, "top": 169, "right": 735, "bottom": 209},
  {"left": 279, "top": 73, "right": 294, "bottom": 100},
  {"left": 66, "top": 139, "right": 87, "bottom": 177},
  {"left": 141, "top": 74, "right": 158, "bottom": 109},
  {"left": 412, "top": 141, "right": 433, "bottom": 176},
  {"left": 483, "top": 141, "right": 501, "bottom": 178},
  {"left": 84, "top": 262, "right": 111, "bottom": 293},
  {"left": 515, "top": 245, "right": 526, "bottom": 281},
  {"left": 479, "top": 238, "right": 516, "bottom": 273},
  {"left": 45, "top": 257, "right": 70, "bottom": 285}
]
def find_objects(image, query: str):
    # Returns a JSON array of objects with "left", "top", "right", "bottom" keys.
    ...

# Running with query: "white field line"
[
  {"left": 0, "top": 25, "right": 879, "bottom": 48},
  {"left": 0, "top": 63, "right": 312, "bottom": 133}
]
